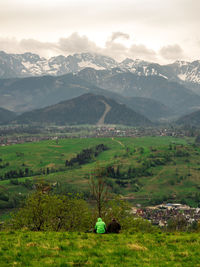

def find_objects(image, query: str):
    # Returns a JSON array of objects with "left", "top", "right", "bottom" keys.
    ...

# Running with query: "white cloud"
[
  {"left": 58, "top": 33, "right": 99, "bottom": 54},
  {"left": 0, "top": 33, "right": 194, "bottom": 64},
  {"left": 0, "top": 37, "right": 59, "bottom": 58},
  {"left": 129, "top": 44, "right": 156, "bottom": 61},
  {"left": 110, "top": 32, "right": 130, "bottom": 42},
  {"left": 159, "top": 44, "right": 184, "bottom": 60},
  {"left": 0, "top": 0, "right": 200, "bottom": 63}
]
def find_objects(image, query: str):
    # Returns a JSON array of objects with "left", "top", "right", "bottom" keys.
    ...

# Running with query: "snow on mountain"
[
  {"left": 78, "top": 61, "right": 105, "bottom": 70},
  {"left": 119, "top": 58, "right": 169, "bottom": 79},
  {"left": 120, "top": 58, "right": 149, "bottom": 69},
  {"left": 178, "top": 73, "right": 187, "bottom": 81},
  {"left": 1, "top": 51, "right": 200, "bottom": 85},
  {"left": 168, "top": 60, "right": 200, "bottom": 84},
  {"left": 0, "top": 51, "right": 120, "bottom": 78},
  {"left": 74, "top": 53, "right": 118, "bottom": 69}
]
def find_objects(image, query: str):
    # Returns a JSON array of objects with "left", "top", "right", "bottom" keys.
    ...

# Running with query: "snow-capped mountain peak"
[
  {"left": 1, "top": 51, "right": 200, "bottom": 86},
  {"left": 168, "top": 60, "right": 200, "bottom": 83}
]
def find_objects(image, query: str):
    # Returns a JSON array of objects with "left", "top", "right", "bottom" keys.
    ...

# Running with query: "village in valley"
[
  {"left": 0, "top": 124, "right": 196, "bottom": 146},
  {"left": 133, "top": 203, "right": 200, "bottom": 228}
]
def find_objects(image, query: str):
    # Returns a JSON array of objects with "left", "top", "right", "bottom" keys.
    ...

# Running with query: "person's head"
[
  {"left": 112, "top": 218, "right": 116, "bottom": 221},
  {"left": 97, "top": 218, "right": 102, "bottom": 222}
]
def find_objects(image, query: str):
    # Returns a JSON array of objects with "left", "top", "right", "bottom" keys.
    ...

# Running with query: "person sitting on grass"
[
  {"left": 107, "top": 218, "right": 121, "bottom": 233},
  {"left": 94, "top": 218, "right": 106, "bottom": 234}
]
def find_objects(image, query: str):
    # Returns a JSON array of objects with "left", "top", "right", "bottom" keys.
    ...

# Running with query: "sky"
[{"left": 0, "top": 0, "right": 200, "bottom": 64}]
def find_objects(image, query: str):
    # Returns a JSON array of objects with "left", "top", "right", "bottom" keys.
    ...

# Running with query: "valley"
[
  {"left": 1, "top": 51, "right": 200, "bottom": 226},
  {"left": 0, "top": 135, "right": 200, "bottom": 219}
]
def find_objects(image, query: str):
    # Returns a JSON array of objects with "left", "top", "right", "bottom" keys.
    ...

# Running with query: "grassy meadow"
[
  {"left": 0, "top": 135, "right": 200, "bottom": 214},
  {"left": 0, "top": 231, "right": 200, "bottom": 266}
]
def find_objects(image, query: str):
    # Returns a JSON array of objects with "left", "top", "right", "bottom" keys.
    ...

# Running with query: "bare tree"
[
  {"left": 34, "top": 179, "right": 52, "bottom": 194},
  {"left": 89, "top": 167, "right": 109, "bottom": 217}
]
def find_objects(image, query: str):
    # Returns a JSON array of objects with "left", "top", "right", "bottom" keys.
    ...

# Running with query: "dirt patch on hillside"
[{"left": 97, "top": 100, "right": 111, "bottom": 125}]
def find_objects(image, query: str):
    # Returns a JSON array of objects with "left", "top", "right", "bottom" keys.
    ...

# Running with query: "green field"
[
  {"left": 0, "top": 136, "right": 200, "bottom": 213},
  {"left": 0, "top": 231, "right": 199, "bottom": 266}
]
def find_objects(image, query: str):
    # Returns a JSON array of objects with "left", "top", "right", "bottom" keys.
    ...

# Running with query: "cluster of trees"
[
  {"left": 106, "top": 165, "right": 151, "bottom": 180},
  {"left": 106, "top": 150, "right": 175, "bottom": 188},
  {"left": 167, "top": 215, "right": 199, "bottom": 231},
  {"left": 1, "top": 168, "right": 31, "bottom": 180},
  {"left": 10, "top": 178, "right": 34, "bottom": 189},
  {"left": 179, "top": 192, "right": 200, "bottom": 208},
  {"left": 168, "top": 144, "right": 191, "bottom": 157},
  {"left": 150, "top": 144, "right": 191, "bottom": 160},
  {"left": 53, "top": 182, "right": 91, "bottom": 200},
  {"left": 148, "top": 152, "right": 172, "bottom": 163},
  {"left": 105, "top": 164, "right": 150, "bottom": 189},
  {"left": 65, "top": 144, "right": 108, "bottom": 167},
  {"left": 0, "top": 166, "right": 68, "bottom": 181},
  {"left": 173, "top": 149, "right": 190, "bottom": 157},
  {"left": 8, "top": 188, "right": 155, "bottom": 233},
  {"left": 0, "top": 190, "right": 25, "bottom": 209},
  {"left": 104, "top": 145, "right": 191, "bottom": 191},
  {"left": 11, "top": 191, "right": 91, "bottom": 231},
  {"left": 0, "top": 162, "right": 9, "bottom": 169}
]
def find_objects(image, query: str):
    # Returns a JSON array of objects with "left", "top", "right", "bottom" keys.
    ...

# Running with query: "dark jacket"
[{"left": 107, "top": 219, "right": 121, "bottom": 233}]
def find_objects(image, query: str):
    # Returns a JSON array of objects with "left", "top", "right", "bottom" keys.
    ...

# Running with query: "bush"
[
  {"left": 0, "top": 192, "right": 9, "bottom": 202},
  {"left": 127, "top": 218, "right": 157, "bottom": 233},
  {"left": 101, "top": 197, "right": 132, "bottom": 228},
  {"left": 10, "top": 179, "right": 19, "bottom": 185},
  {"left": 167, "top": 215, "right": 188, "bottom": 231},
  {"left": 11, "top": 191, "right": 92, "bottom": 231}
]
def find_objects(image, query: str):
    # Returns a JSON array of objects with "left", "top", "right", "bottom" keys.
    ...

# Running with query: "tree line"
[
  {"left": 0, "top": 144, "right": 108, "bottom": 181},
  {"left": 65, "top": 144, "right": 108, "bottom": 167}
]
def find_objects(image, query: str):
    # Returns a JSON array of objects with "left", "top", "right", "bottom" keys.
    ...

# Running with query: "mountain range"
[
  {"left": 77, "top": 68, "right": 200, "bottom": 116},
  {"left": 1, "top": 51, "right": 200, "bottom": 88},
  {"left": 0, "top": 72, "right": 175, "bottom": 121},
  {"left": 1, "top": 51, "right": 200, "bottom": 125}
]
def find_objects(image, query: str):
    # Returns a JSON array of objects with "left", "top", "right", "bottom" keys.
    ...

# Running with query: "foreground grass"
[{"left": 0, "top": 231, "right": 199, "bottom": 266}]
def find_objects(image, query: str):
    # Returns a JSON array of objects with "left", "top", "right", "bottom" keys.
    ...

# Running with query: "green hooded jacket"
[{"left": 95, "top": 218, "right": 106, "bottom": 234}]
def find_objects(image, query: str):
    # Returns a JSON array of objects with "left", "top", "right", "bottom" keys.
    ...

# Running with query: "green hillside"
[
  {"left": 0, "top": 231, "right": 199, "bottom": 266},
  {"left": 0, "top": 135, "right": 200, "bottom": 213}
]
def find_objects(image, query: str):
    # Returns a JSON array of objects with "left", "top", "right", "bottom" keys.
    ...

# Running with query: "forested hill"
[
  {"left": 0, "top": 107, "right": 16, "bottom": 124},
  {"left": 177, "top": 109, "right": 200, "bottom": 125},
  {"left": 13, "top": 93, "right": 152, "bottom": 126}
]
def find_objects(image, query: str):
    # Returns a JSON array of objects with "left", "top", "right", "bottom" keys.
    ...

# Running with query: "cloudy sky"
[{"left": 0, "top": 0, "right": 200, "bottom": 64}]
